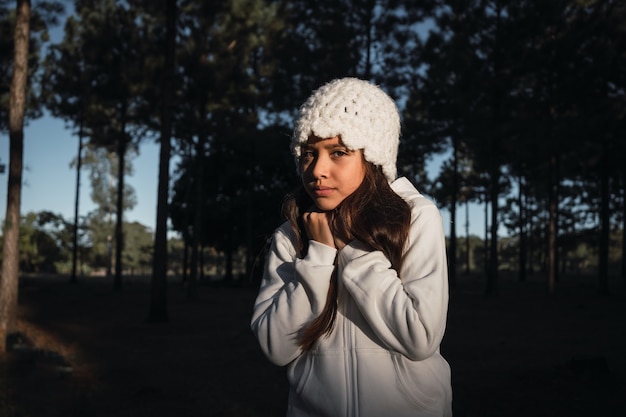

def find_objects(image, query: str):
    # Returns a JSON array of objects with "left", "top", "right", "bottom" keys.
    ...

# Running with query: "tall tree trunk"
[
  {"left": 182, "top": 239, "right": 189, "bottom": 283},
  {"left": 555, "top": 164, "right": 561, "bottom": 284},
  {"left": 622, "top": 167, "right": 626, "bottom": 284},
  {"left": 1, "top": 0, "right": 30, "bottom": 353},
  {"left": 547, "top": 154, "right": 558, "bottom": 295},
  {"left": 485, "top": 0, "right": 503, "bottom": 297},
  {"left": 464, "top": 201, "right": 470, "bottom": 275},
  {"left": 528, "top": 218, "right": 534, "bottom": 275},
  {"left": 449, "top": 140, "right": 458, "bottom": 288},
  {"left": 114, "top": 134, "right": 126, "bottom": 291},
  {"left": 487, "top": 166, "right": 499, "bottom": 296},
  {"left": 245, "top": 186, "right": 253, "bottom": 280},
  {"left": 224, "top": 247, "right": 234, "bottom": 282},
  {"left": 598, "top": 139, "right": 610, "bottom": 295},
  {"left": 179, "top": 149, "right": 193, "bottom": 286},
  {"left": 149, "top": 0, "right": 177, "bottom": 322},
  {"left": 106, "top": 217, "right": 113, "bottom": 278},
  {"left": 187, "top": 153, "right": 204, "bottom": 299},
  {"left": 518, "top": 173, "right": 527, "bottom": 282},
  {"left": 71, "top": 130, "right": 84, "bottom": 284},
  {"left": 199, "top": 245, "right": 205, "bottom": 280},
  {"left": 484, "top": 195, "right": 489, "bottom": 277}
]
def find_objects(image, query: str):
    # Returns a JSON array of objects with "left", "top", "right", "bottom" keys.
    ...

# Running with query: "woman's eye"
[{"left": 331, "top": 150, "right": 348, "bottom": 157}]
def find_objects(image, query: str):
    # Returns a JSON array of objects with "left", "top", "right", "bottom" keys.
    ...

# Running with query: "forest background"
[
  {"left": 0, "top": 0, "right": 625, "bottom": 338},
  {"left": 0, "top": 1, "right": 624, "bottom": 416}
]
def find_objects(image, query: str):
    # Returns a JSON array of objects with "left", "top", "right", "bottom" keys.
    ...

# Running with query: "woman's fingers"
[{"left": 303, "top": 211, "right": 335, "bottom": 248}]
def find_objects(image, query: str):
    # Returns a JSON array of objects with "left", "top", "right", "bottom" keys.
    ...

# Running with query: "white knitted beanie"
[{"left": 292, "top": 77, "right": 401, "bottom": 182}]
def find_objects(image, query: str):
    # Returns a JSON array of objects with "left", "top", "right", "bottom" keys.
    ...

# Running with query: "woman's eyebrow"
[
  {"left": 301, "top": 142, "right": 353, "bottom": 152},
  {"left": 321, "top": 143, "right": 351, "bottom": 151}
]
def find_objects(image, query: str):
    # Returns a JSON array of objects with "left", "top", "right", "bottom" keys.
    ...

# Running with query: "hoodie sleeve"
[
  {"left": 338, "top": 199, "right": 449, "bottom": 361},
  {"left": 250, "top": 223, "right": 337, "bottom": 366}
]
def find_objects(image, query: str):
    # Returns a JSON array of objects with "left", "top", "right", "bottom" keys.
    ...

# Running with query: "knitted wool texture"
[{"left": 292, "top": 78, "right": 401, "bottom": 182}]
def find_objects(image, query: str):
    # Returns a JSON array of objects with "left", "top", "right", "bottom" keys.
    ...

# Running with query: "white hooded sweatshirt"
[{"left": 251, "top": 177, "right": 452, "bottom": 417}]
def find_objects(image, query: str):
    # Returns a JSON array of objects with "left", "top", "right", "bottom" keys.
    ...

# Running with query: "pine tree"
[{"left": 1, "top": 0, "right": 29, "bottom": 354}]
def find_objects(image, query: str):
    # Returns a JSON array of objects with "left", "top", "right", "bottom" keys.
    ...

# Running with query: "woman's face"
[{"left": 300, "top": 136, "right": 366, "bottom": 211}]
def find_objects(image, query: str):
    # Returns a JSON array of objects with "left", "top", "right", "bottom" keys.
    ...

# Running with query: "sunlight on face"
[{"left": 300, "top": 136, "right": 366, "bottom": 211}]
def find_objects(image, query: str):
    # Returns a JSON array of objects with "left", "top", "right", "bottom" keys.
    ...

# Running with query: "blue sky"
[{"left": 0, "top": 115, "right": 162, "bottom": 231}]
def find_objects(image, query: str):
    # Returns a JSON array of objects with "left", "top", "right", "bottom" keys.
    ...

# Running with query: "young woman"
[{"left": 251, "top": 78, "right": 452, "bottom": 417}]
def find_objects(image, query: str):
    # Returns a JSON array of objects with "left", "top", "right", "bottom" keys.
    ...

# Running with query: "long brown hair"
[{"left": 282, "top": 161, "right": 411, "bottom": 350}]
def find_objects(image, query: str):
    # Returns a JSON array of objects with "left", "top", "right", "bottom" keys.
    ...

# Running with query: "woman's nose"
[{"left": 311, "top": 154, "right": 329, "bottom": 179}]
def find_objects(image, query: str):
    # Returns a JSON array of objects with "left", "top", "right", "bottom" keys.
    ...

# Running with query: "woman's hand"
[
  {"left": 303, "top": 210, "right": 348, "bottom": 251},
  {"left": 302, "top": 211, "right": 336, "bottom": 248}
]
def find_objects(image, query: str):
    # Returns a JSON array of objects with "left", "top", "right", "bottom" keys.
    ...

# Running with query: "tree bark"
[
  {"left": 71, "top": 130, "right": 84, "bottom": 284},
  {"left": 187, "top": 149, "right": 203, "bottom": 299},
  {"left": 1, "top": 0, "right": 30, "bottom": 353},
  {"left": 598, "top": 139, "right": 610, "bottom": 295},
  {"left": 518, "top": 173, "right": 527, "bottom": 282},
  {"left": 622, "top": 168, "right": 626, "bottom": 284},
  {"left": 464, "top": 201, "right": 470, "bottom": 275},
  {"left": 547, "top": 154, "right": 558, "bottom": 295},
  {"left": 149, "top": 0, "right": 177, "bottom": 322},
  {"left": 483, "top": 195, "right": 489, "bottom": 277},
  {"left": 114, "top": 133, "right": 126, "bottom": 291},
  {"left": 486, "top": 166, "right": 499, "bottom": 296},
  {"left": 449, "top": 140, "right": 458, "bottom": 288}
]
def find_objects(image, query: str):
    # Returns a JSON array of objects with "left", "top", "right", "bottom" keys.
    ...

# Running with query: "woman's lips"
[{"left": 313, "top": 186, "right": 333, "bottom": 197}]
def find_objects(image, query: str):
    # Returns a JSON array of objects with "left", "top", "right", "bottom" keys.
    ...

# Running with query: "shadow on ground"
[{"left": 2, "top": 272, "right": 625, "bottom": 417}]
